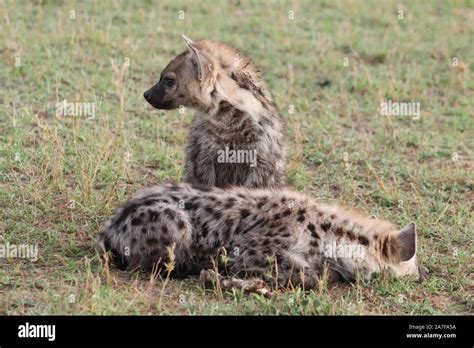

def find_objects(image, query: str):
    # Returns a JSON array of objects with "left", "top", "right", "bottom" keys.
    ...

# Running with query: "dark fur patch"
[
  {"left": 346, "top": 230, "right": 356, "bottom": 241},
  {"left": 234, "top": 225, "right": 242, "bottom": 235},
  {"left": 321, "top": 221, "right": 331, "bottom": 232},
  {"left": 149, "top": 211, "right": 160, "bottom": 222},
  {"left": 307, "top": 223, "right": 320, "bottom": 239},
  {"left": 177, "top": 220, "right": 186, "bottom": 230},
  {"left": 240, "top": 209, "right": 251, "bottom": 219},
  {"left": 131, "top": 218, "right": 143, "bottom": 226},
  {"left": 147, "top": 237, "right": 159, "bottom": 245},
  {"left": 112, "top": 200, "right": 156, "bottom": 228},
  {"left": 210, "top": 87, "right": 218, "bottom": 98},
  {"left": 218, "top": 100, "right": 233, "bottom": 114},
  {"left": 224, "top": 197, "right": 237, "bottom": 209},
  {"left": 184, "top": 200, "right": 200, "bottom": 210},
  {"left": 163, "top": 208, "right": 176, "bottom": 220},
  {"left": 381, "top": 237, "right": 389, "bottom": 259},
  {"left": 169, "top": 195, "right": 180, "bottom": 202},
  {"left": 333, "top": 227, "right": 344, "bottom": 237},
  {"left": 233, "top": 109, "right": 245, "bottom": 119},
  {"left": 358, "top": 236, "right": 369, "bottom": 246},
  {"left": 268, "top": 221, "right": 279, "bottom": 229},
  {"left": 142, "top": 199, "right": 160, "bottom": 206},
  {"left": 205, "top": 206, "right": 222, "bottom": 220},
  {"left": 241, "top": 218, "right": 267, "bottom": 234},
  {"left": 282, "top": 209, "right": 291, "bottom": 217},
  {"left": 201, "top": 223, "right": 209, "bottom": 238}
]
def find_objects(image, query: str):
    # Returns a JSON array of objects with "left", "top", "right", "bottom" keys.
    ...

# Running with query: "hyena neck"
[
  {"left": 194, "top": 43, "right": 279, "bottom": 124},
  {"left": 200, "top": 73, "right": 270, "bottom": 123},
  {"left": 305, "top": 204, "right": 397, "bottom": 280},
  {"left": 312, "top": 204, "right": 395, "bottom": 248}
]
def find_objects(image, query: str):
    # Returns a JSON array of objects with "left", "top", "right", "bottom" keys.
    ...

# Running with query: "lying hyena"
[
  {"left": 97, "top": 183, "right": 428, "bottom": 294},
  {"left": 144, "top": 35, "right": 286, "bottom": 188}
]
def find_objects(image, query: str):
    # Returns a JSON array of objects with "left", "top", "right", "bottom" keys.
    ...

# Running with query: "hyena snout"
[
  {"left": 143, "top": 89, "right": 151, "bottom": 101},
  {"left": 143, "top": 83, "right": 177, "bottom": 110}
]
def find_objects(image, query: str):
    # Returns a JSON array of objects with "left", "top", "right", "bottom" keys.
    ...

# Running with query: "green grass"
[{"left": 0, "top": 0, "right": 473, "bottom": 315}]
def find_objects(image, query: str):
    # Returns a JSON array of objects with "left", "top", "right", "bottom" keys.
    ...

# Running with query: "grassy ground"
[{"left": 0, "top": 0, "right": 473, "bottom": 315}]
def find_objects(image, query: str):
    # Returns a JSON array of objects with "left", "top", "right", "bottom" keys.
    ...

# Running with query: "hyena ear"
[
  {"left": 393, "top": 222, "right": 417, "bottom": 262},
  {"left": 182, "top": 34, "right": 204, "bottom": 81}
]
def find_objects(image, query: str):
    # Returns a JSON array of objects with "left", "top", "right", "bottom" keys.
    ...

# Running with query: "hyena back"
[
  {"left": 97, "top": 183, "right": 427, "bottom": 289},
  {"left": 144, "top": 36, "right": 286, "bottom": 188}
]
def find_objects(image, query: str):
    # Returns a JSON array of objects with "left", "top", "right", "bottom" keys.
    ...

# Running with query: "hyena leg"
[
  {"left": 276, "top": 257, "right": 321, "bottom": 290},
  {"left": 199, "top": 269, "right": 272, "bottom": 297},
  {"left": 198, "top": 247, "right": 275, "bottom": 296},
  {"left": 97, "top": 203, "right": 192, "bottom": 273},
  {"left": 226, "top": 249, "right": 320, "bottom": 291}
]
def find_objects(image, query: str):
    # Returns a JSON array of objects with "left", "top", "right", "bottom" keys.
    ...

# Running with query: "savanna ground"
[{"left": 0, "top": 0, "right": 473, "bottom": 315}]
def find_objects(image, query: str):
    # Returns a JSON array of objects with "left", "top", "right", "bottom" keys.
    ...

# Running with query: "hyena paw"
[
  {"left": 199, "top": 269, "right": 271, "bottom": 297},
  {"left": 199, "top": 269, "right": 224, "bottom": 288}
]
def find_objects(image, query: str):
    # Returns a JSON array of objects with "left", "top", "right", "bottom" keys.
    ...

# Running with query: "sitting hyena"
[
  {"left": 97, "top": 183, "right": 428, "bottom": 293},
  {"left": 143, "top": 35, "right": 286, "bottom": 188}
]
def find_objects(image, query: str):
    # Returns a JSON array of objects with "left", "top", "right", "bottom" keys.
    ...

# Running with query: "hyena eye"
[{"left": 164, "top": 77, "right": 175, "bottom": 88}]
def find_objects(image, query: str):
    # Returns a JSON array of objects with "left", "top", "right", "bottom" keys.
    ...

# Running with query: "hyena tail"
[{"left": 96, "top": 201, "right": 193, "bottom": 273}]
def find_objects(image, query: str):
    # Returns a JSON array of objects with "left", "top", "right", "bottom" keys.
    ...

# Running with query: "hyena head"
[
  {"left": 333, "top": 222, "right": 428, "bottom": 282},
  {"left": 144, "top": 35, "right": 216, "bottom": 110}
]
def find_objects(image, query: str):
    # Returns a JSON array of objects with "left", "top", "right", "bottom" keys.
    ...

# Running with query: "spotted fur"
[{"left": 97, "top": 184, "right": 427, "bottom": 288}]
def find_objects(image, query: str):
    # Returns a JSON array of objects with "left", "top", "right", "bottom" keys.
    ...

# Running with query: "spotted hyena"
[
  {"left": 97, "top": 183, "right": 428, "bottom": 293},
  {"left": 144, "top": 35, "right": 286, "bottom": 188}
]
